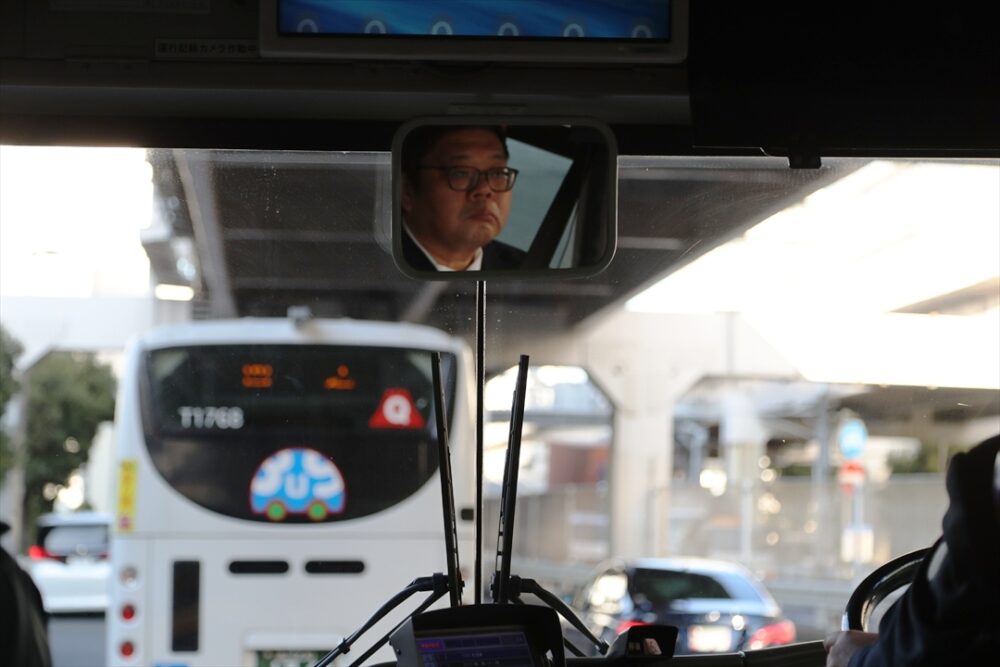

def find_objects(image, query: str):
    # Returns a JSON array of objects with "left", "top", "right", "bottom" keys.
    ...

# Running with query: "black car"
[{"left": 571, "top": 558, "right": 795, "bottom": 655}]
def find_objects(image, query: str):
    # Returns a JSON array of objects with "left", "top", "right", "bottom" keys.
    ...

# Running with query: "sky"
[
  {"left": 627, "top": 160, "right": 1000, "bottom": 389},
  {"left": 0, "top": 146, "right": 152, "bottom": 298},
  {"left": 627, "top": 161, "right": 1000, "bottom": 316}
]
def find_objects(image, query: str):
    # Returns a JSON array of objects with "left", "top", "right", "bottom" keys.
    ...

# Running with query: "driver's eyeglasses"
[{"left": 419, "top": 166, "right": 519, "bottom": 192}]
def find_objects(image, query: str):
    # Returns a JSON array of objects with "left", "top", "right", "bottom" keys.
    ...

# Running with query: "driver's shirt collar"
[{"left": 404, "top": 225, "right": 483, "bottom": 271}]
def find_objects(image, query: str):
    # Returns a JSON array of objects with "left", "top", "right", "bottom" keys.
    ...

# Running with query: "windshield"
[{"left": 2, "top": 146, "right": 997, "bottom": 664}]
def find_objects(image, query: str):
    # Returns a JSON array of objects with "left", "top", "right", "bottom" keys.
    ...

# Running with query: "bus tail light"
[
  {"left": 747, "top": 619, "right": 796, "bottom": 649},
  {"left": 119, "top": 565, "right": 139, "bottom": 589},
  {"left": 120, "top": 641, "right": 135, "bottom": 658},
  {"left": 121, "top": 604, "right": 136, "bottom": 621}
]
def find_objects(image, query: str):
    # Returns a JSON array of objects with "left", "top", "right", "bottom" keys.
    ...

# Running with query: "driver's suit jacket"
[{"left": 400, "top": 231, "right": 526, "bottom": 272}]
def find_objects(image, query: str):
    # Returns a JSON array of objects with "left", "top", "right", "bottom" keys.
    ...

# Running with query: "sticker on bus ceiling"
[
  {"left": 249, "top": 447, "right": 346, "bottom": 521},
  {"left": 369, "top": 388, "right": 426, "bottom": 429}
]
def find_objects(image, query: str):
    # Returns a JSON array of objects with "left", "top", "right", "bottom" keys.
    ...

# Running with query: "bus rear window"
[
  {"left": 632, "top": 569, "right": 734, "bottom": 604},
  {"left": 141, "top": 345, "right": 457, "bottom": 523}
]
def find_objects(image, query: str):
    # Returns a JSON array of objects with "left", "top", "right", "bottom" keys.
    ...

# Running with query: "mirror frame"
[{"left": 391, "top": 116, "right": 618, "bottom": 281}]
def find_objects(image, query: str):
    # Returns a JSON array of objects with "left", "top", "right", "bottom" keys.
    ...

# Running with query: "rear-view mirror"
[{"left": 392, "top": 118, "right": 617, "bottom": 280}]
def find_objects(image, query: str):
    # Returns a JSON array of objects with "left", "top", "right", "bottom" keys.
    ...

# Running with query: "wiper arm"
[
  {"left": 313, "top": 573, "right": 450, "bottom": 667},
  {"left": 508, "top": 574, "right": 610, "bottom": 656},
  {"left": 509, "top": 595, "right": 586, "bottom": 657}
]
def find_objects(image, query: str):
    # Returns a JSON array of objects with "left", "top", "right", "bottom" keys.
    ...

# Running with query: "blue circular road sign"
[{"left": 838, "top": 418, "right": 868, "bottom": 459}]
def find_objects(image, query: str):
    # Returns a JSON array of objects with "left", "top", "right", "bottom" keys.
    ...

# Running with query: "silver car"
[{"left": 29, "top": 511, "right": 112, "bottom": 614}]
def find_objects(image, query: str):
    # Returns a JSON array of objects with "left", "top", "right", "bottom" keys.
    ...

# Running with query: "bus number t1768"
[{"left": 177, "top": 406, "right": 245, "bottom": 429}]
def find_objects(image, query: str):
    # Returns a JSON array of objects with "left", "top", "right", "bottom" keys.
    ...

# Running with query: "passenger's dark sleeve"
[
  {"left": 849, "top": 436, "right": 1000, "bottom": 667},
  {"left": 1, "top": 527, "right": 52, "bottom": 667}
]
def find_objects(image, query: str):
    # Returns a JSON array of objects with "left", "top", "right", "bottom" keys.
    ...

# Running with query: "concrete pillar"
[
  {"left": 720, "top": 391, "right": 767, "bottom": 564},
  {"left": 523, "top": 310, "right": 799, "bottom": 562},
  {"left": 610, "top": 412, "right": 671, "bottom": 557}
]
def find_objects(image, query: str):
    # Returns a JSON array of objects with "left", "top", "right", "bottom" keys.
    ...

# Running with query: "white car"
[{"left": 29, "top": 511, "right": 111, "bottom": 614}]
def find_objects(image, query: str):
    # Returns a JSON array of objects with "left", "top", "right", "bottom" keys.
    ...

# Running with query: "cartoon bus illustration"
[{"left": 250, "top": 447, "right": 346, "bottom": 521}]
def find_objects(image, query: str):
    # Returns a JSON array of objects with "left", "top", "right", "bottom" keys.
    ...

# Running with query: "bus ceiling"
[{"left": 0, "top": 3, "right": 997, "bottom": 156}]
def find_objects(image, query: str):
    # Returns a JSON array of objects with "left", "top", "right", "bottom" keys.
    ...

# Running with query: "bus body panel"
[
  {"left": 108, "top": 318, "right": 475, "bottom": 666},
  {"left": 114, "top": 535, "right": 449, "bottom": 665}
]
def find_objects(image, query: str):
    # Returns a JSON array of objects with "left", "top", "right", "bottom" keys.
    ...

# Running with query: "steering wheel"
[{"left": 842, "top": 547, "right": 930, "bottom": 631}]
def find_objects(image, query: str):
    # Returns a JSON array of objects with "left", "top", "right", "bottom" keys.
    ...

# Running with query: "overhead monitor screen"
[
  {"left": 277, "top": 0, "right": 671, "bottom": 41},
  {"left": 262, "top": 0, "right": 684, "bottom": 63}
]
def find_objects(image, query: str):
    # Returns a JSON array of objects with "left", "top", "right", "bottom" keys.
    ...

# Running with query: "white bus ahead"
[{"left": 107, "top": 317, "right": 475, "bottom": 667}]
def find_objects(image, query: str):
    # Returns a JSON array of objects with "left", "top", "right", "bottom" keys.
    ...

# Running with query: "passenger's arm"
[{"left": 826, "top": 437, "right": 1000, "bottom": 667}]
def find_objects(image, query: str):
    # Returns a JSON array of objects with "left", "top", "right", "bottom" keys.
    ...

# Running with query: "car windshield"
[{"left": 2, "top": 146, "right": 997, "bottom": 664}]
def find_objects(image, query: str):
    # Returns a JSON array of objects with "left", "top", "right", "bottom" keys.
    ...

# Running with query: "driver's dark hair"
[{"left": 401, "top": 125, "right": 509, "bottom": 190}]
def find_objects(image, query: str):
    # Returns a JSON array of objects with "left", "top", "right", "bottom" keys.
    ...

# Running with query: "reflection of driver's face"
[{"left": 402, "top": 128, "right": 512, "bottom": 270}]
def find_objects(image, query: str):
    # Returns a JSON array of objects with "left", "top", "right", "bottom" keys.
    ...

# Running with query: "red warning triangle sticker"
[{"left": 369, "top": 388, "right": 426, "bottom": 429}]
